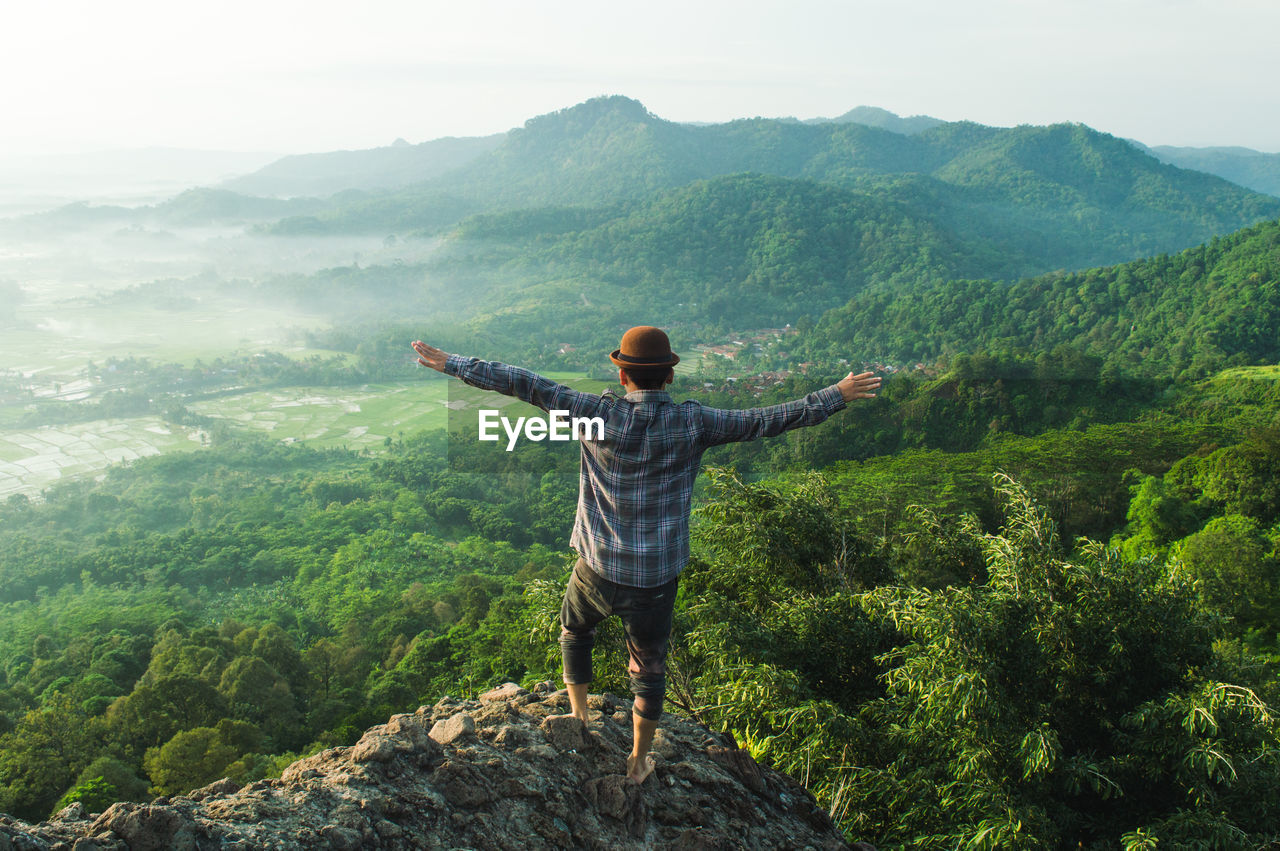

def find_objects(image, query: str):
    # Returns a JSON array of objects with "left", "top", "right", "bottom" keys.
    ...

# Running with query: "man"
[{"left": 411, "top": 327, "right": 880, "bottom": 784}]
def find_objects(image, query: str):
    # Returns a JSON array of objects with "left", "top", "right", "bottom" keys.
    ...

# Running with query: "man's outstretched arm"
[
  {"left": 412, "top": 340, "right": 599, "bottom": 416},
  {"left": 701, "top": 368, "right": 881, "bottom": 446}
]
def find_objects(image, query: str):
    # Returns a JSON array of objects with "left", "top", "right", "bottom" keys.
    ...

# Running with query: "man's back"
[
  {"left": 575, "top": 385, "right": 847, "bottom": 588},
  {"left": 440, "top": 354, "right": 847, "bottom": 587}
]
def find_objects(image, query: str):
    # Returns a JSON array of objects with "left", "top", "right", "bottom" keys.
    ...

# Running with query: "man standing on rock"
[{"left": 412, "top": 328, "right": 880, "bottom": 785}]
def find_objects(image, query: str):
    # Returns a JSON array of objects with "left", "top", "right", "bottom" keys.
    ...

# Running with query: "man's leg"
[
  {"left": 559, "top": 560, "right": 610, "bottom": 722},
  {"left": 565, "top": 681, "right": 590, "bottom": 723},
  {"left": 558, "top": 628, "right": 595, "bottom": 721},
  {"left": 627, "top": 711, "right": 658, "bottom": 784},
  {"left": 618, "top": 575, "right": 678, "bottom": 785}
]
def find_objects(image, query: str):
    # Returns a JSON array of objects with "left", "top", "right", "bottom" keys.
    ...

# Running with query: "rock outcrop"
[{"left": 0, "top": 683, "right": 855, "bottom": 850}]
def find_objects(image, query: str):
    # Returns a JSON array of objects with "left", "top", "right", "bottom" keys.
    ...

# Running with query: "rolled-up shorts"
[{"left": 559, "top": 558, "right": 678, "bottom": 718}]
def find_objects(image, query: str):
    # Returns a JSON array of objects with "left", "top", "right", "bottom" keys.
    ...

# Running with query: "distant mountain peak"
[
  {"left": 520, "top": 95, "right": 663, "bottom": 134},
  {"left": 814, "top": 106, "right": 945, "bottom": 135}
]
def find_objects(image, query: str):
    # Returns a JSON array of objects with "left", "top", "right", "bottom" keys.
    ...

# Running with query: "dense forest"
[
  {"left": 4, "top": 94, "right": 1280, "bottom": 847},
  {"left": 801, "top": 218, "right": 1280, "bottom": 380},
  {"left": 3, "top": 354, "right": 1280, "bottom": 846}
]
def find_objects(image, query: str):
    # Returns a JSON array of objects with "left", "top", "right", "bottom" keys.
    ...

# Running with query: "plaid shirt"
[{"left": 445, "top": 355, "right": 847, "bottom": 587}]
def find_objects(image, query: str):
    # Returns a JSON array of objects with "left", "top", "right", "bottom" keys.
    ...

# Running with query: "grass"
[
  {"left": 1214, "top": 365, "right": 1280, "bottom": 381},
  {"left": 673, "top": 359, "right": 700, "bottom": 376}
]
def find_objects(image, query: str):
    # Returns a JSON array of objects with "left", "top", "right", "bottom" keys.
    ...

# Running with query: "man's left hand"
[
  {"left": 837, "top": 371, "right": 881, "bottom": 402},
  {"left": 412, "top": 340, "right": 449, "bottom": 372}
]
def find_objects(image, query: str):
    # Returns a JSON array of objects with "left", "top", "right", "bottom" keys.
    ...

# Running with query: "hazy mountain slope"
[
  {"left": 431, "top": 173, "right": 984, "bottom": 357},
  {"left": 2, "top": 187, "right": 328, "bottom": 234},
  {"left": 430, "top": 97, "right": 963, "bottom": 206},
  {"left": 221, "top": 134, "right": 505, "bottom": 197},
  {"left": 435, "top": 96, "right": 705, "bottom": 206},
  {"left": 1138, "top": 143, "right": 1280, "bottom": 198},
  {"left": 0, "top": 148, "right": 281, "bottom": 216},
  {"left": 801, "top": 215, "right": 1280, "bottom": 377},
  {"left": 901, "top": 122, "right": 1280, "bottom": 267}
]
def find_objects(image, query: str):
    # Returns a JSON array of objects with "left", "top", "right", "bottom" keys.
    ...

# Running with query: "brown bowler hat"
[{"left": 610, "top": 326, "right": 680, "bottom": 369}]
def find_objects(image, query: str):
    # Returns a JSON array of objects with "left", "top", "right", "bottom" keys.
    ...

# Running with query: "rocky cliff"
[{"left": 0, "top": 682, "right": 857, "bottom": 850}]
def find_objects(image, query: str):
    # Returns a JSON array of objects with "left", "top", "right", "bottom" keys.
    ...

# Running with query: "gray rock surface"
[{"left": 0, "top": 685, "right": 854, "bottom": 850}]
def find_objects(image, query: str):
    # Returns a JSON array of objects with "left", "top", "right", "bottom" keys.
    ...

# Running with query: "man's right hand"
[
  {"left": 412, "top": 341, "right": 449, "bottom": 372},
  {"left": 837, "top": 371, "right": 881, "bottom": 403}
]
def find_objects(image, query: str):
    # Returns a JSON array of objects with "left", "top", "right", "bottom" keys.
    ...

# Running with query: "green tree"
[
  {"left": 671, "top": 469, "right": 892, "bottom": 817},
  {"left": 217, "top": 656, "right": 300, "bottom": 744},
  {"left": 59, "top": 756, "right": 149, "bottom": 812},
  {"left": 1195, "top": 428, "right": 1280, "bottom": 524},
  {"left": 1113, "top": 473, "right": 1200, "bottom": 560},
  {"left": 1175, "top": 514, "right": 1280, "bottom": 631},
  {"left": 851, "top": 475, "right": 1280, "bottom": 847},
  {"left": 143, "top": 718, "right": 263, "bottom": 796},
  {"left": 106, "top": 674, "right": 227, "bottom": 761},
  {"left": 52, "top": 776, "right": 115, "bottom": 816},
  {"left": 0, "top": 701, "right": 100, "bottom": 821}
]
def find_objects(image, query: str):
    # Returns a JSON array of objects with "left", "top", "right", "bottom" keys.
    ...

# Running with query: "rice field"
[
  {"left": 0, "top": 372, "right": 604, "bottom": 499},
  {"left": 186, "top": 382, "right": 454, "bottom": 449},
  {"left": 0, "top": 417, "right": 208, "bottom": 499}
]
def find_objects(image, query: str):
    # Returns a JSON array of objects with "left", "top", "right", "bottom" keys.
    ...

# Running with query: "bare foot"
[
  {"left": 626, "top": 752, "right": 655, "bottom": 785},
  {"left": 546, "top": 711, "right": 589, "bottom": 724}
]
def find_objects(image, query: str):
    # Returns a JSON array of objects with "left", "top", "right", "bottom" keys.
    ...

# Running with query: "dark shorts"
[{"left": 559, "top": 558, "right": 678, "bottom": 719}]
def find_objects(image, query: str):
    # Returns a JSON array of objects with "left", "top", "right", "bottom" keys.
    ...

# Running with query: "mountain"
[
  {"left": 1136, "top": 143, "right": 1280, "bottom": 198},
  {"left": 1, "top": 685, "right": 855, "bottom": 850},
  {"left": 288, "top": 96, "right": 1280, "bottom": 278},
  {"left": 424, "top": 97, "right": 948, "bottom": 207},
  {"left": 800, "top": 215, "right": 1280, "bottom": 378},
  {"left": 221, "top": 134, "right": 505, "bottom": 197}
]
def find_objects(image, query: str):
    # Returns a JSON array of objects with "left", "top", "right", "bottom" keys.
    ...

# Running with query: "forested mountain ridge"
[
  {"left": 434, "top": 173, "right": 988, "bottom": 346},
  {"left": 216, "top": 104, "right": 942, "bottom": 199},
  {"left": 14, "top": 95, "right": 1277, "bottom": 287},
  {"left": 272, "top": 95, "right": 1280, "bottom": 283},
  {"left": 799, "top": 215, "right": 1280, "bottom": 378}
]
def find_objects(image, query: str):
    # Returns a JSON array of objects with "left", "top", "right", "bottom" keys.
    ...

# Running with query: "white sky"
[{"left": 1, "top": 0, "right": 1276, "bottom": 157}]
